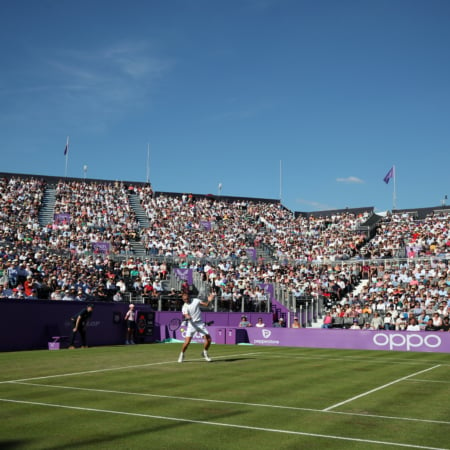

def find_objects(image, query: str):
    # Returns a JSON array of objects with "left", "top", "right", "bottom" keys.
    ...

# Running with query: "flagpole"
[
  {"left": 146, "top": 143, "right": 150, "bottom": 184},
  {"left": 279, "top": 160, "right": 282, "bottom": 203},
  {"left": 64, "top": 136, "right": 69, "bottom": 178},
  {"left": 393, "top": 165, "right": 397, "bottom": 210}
]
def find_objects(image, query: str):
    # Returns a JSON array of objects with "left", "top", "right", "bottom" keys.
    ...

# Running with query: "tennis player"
[{"left": 178, "top": 292, "right": 215, "bottom": 363}]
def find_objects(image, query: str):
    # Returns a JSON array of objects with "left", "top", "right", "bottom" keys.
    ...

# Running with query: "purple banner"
[
  {"left": 245, "top": 328, "right": 450, "bottom": 353},
  {"left": 200, "top": 221, "right": 211, "bottom": 231},
  {"left": 246, "top": 248, "right": 256, "bottom": 261},
  {"left": 54, "top": 213, "right": 71, "bottom": 224},
  {"left": 258, "top": 283, "right": 274, "bottom": 301},
  {"left": 173, "top": 268, "right": 193, "bottom": 285},
  {"left": 92, "top": 241, "right": 110, "bottom": 254}
]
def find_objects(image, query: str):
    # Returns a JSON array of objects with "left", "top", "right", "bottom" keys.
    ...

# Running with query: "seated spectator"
[
  {"left": 62, "top": 288, "right": 76, "bottom": 301},
  {"left": 75, "top": 288, "right": 87, "bottom": 301},
  {"left": 51, "top": 288, "right": 63, "bottom": 300},
  {"left": 370, "top": 312, "right": 384, "bottom": 330},
  {"left": 1, "top": 282, "right": 13, "bottom": 298},
  {"left": 383, "top": 312, "right": 394, "bottom": 330},
  {"left": 440, "top": 317, "right": 450, "bottom": 332},
  {"left": 406, "top": 317, "right": 420, "bottom": 331},
  {"left": 291, "top": 317, "right": 301, "bottom": 328},
  {"left": 350, "top": 319, "right": 361, "bottom": 330},
  {"left": 395, "top": 315, "right": 407, "bottom": 331},
  {"left": 273, "top": 317, "right": 286, "bottom": 327},
  {"left": 26, "top": 288, "right": 38, "bottom": 300},
  {"left": 113, "top": 291, "right": 123, "bottom": 302},
  {"left": 431, "top": 312, "right": 443, "bottom": 331},
  {"left": 238, "top": 315, "right": 252, "bottom": 327},
  {"left": 424, "top": 318, "right": 436, "bottom": 331},
  {"left": 255, "top": 317, "right": 265, "bottom": 328},
  {"left": 418, "top": 311, "right": 430, "bottom": 330}
]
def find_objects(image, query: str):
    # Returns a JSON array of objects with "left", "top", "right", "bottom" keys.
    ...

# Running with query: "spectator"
[
  {"left": 238, "top": 315, "right": 252, "bottom": 327},
  {"left": 406, "top": 317, "right": 421, "bottom": 331},
  {"left": 273, "top": 317, "right": 286, "bottom": 328},
  {"left": 255, "top": 317, "right": 265, "bottom": 328},
  {"left": 440, "top": 317, "right": 450, "bottom": 332},
  {"left": 370, "top": 312, "right": 384, "bottom": 330},
  {"left": 431, "top": 313, "right": 443, "bottom": 331},
  {"left": 321, "top": 312, "right": 333, "bottom": 328}
]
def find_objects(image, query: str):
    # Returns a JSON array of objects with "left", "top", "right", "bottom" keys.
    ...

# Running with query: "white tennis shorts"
[{"left": 185, "top": 321, "right": 209, "bottom": 337}]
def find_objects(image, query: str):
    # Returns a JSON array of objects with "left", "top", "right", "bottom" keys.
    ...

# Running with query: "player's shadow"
[{"left": 199, "top": 357, "right": 257, "bottom": 363}]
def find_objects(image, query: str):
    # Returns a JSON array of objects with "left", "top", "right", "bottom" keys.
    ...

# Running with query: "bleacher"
[{"left": 0, "top": 172, "right": 449, "bottom": 329}]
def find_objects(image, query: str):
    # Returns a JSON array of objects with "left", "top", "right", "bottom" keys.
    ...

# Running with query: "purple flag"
[
  {"left": 64, "top": 144, "right": 68, "bottom": 155},
  {"left": 383, "top": 166, "right": 394, "bottom": 184}
]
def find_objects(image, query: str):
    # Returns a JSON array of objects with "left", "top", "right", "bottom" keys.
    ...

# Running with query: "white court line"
[
  {"left": 323, "top": 365, "right": 441, "bottom": 412},
  {"left": 255, "top": 351, "right": 450, "bottom": 367},
  {"left": 408, "top": 379, "right": 450, "bottom": 384},
  {"left": 0, "top": 352, "right": 259, "bottom": 384},
  {"left": 0, "top": 398, "right": 447, "bottom": 450},
  {"left": 9, "top": 381, "right": 450, "bottom": 426}
]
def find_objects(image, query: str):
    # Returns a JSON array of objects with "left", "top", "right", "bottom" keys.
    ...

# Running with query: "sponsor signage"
[
  {"left": 173, "top": 268, "right": 193, "bottom": 285},
  {"left": 245, "top": 328, "right": 450, "bottom": 353}
]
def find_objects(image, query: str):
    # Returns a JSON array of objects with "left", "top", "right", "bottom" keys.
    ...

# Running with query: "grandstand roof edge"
[{"left": 0, "top": 171, "right": 282, "bottom": 207}]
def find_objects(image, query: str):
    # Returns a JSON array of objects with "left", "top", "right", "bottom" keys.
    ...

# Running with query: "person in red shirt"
[{"left": 24, "top": 276, "right": 35, "bottom": 297}]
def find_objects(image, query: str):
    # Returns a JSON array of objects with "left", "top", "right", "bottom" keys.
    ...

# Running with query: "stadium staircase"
[
  {"left": 129, "top": 241, "right": 147, "bottom": 259},
  {"left": 127, "top": 191, "right": 150, "bottom": 258},
  {"left": 38, "top": 185, "right": 57, "bottom": 226},
  {"left": 128, "top": 191, "right": 150, "bottom": 228}
]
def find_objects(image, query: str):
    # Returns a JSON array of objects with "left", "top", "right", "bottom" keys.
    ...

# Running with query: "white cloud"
[
  {"left": 295, "top": 198, "right": 334, "bottom": 210},
  {"left": 336, "top": 176, "right": 364, "bottom": 184},
  {"left": 103, "top": 42, "right": 174, "bottom": 79},
  {"left": 0, "top": 40, "right": 174, "bottom": 131}
]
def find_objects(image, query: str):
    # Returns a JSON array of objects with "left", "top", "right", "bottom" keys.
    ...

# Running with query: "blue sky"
[{"left": 1, "top": 0, "right": 449, "bottom": 213}]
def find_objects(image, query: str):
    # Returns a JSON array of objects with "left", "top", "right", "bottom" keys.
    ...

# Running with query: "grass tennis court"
[{"left": 0, "top": 343, "right": 449, "bottom": 450}]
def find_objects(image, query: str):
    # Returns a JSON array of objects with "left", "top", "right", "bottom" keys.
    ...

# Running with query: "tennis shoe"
[
  {"left": 178, "top": 353, "right": 184, "bottom": 363},
  {"left": 202, "top": 351, "right": 212, "bottom": 362}
]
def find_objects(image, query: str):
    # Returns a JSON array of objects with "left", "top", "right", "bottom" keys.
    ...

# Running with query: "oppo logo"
[
  {"left": 262, "top": 329, "right": 272, "bottom": 339},
  {"left": 373, "top": 333, "right": 442, "bottom": 351},
  {"left": 181, "top": 330, "right": 203, "bottom": 339}
]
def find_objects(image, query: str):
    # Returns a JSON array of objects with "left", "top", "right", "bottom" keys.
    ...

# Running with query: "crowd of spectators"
[
  {"left": 361, "top": 211, "right": 450, "bottom": 259},
  {"left": 0, "top": 176, "right": 46, "bottom": 250},
  {"left": 49, "top": 180, "right": 140, "bottom": 255},
  {"left": 0, "top": 175, "right": 449, "bottom": 329},
  {"left": 324, "top": 258, "right": 450, "bottom": 331}
]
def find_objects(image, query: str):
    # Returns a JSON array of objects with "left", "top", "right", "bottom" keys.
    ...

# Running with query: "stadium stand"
[{"left": 0, "top": 172, "right": 448, "bottom": 330}]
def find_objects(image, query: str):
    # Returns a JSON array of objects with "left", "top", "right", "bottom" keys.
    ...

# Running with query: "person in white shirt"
[
  {"left": 124, "top": 304, "right": 136, "bottom": 345},
  {"left": 178, "top": 292, "right": 215, "bottom": 363},
  {"left": 406, "top": 317, "right": 421, "bottom": 331},
  {"left": 255, "top": 317, "right": 265, "bottom": 328}
]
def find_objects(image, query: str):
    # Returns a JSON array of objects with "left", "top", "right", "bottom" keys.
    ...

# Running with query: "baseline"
[
  {"left": 0, "top": 398, "right": 447, "bottom": 450},
  {"left": 8, "top": 381, "right": 450, "bottom": 426}
]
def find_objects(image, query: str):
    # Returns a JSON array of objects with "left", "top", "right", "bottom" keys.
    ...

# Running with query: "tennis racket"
[{"left": 168, "top": 318, "right": 182, "bottom": 333}]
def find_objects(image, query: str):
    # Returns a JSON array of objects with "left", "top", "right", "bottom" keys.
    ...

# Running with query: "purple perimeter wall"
[{"left": 1, "top": 300, "right": 448, "bottom": 353}]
